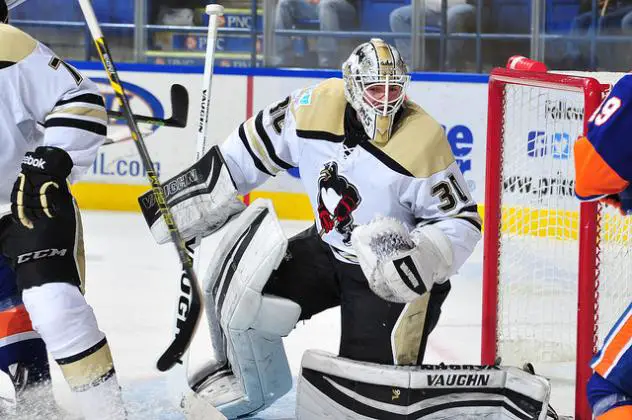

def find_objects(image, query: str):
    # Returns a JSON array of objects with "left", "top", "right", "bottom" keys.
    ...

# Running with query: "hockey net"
[{"left": 482, "top": 68, "right": 631, "bottom": 419}]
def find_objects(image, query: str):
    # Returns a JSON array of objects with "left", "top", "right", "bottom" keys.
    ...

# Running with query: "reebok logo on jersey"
[{"left": 22, "top": 155, "right": 46, "bottom": 170}]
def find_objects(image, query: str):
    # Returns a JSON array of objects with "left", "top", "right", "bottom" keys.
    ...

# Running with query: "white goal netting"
[{"left": 487, "top": 70, "right": 631, "bottom": 416}]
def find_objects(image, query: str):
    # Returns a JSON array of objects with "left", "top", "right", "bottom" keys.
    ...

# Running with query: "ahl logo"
[
  {"left": 92, "top": 78, "right": 165, "bottom": 133},
  {"left": 527, "top": 131, "right": 571, "bottom": 159}
]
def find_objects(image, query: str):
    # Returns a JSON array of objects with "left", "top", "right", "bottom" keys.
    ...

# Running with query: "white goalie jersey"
[
  {"left": 0, "top": 24, "right": 107, "bottom": 206},
  {"left": 219, "top": 78, "right": 481, "bottom": 272}
]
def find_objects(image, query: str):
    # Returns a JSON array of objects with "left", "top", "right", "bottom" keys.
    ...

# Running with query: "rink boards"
[{"left": 69, "top": 63, "right": 488, "bottom": 219}]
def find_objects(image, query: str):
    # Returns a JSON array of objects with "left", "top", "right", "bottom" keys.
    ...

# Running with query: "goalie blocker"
[
  {"left": 298, "top": 350, "right": 552, "bottom": 420},
  {"left": 138, "top": 146, "right": 245, "bottom": 245}
]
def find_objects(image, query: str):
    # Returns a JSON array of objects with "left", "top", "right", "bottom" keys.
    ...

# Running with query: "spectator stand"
[
  {"left": 146, "top": 4, "right": 264, "bottom": 68},
  {"left": 9, "top": 0, "right": 136, "bottom": 61},
  {"left": 9, "top": 0, "right": 632, "bottom": 71}
]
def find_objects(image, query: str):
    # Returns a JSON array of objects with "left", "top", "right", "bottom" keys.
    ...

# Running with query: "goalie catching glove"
[
  {"left": 138, "top": 146, "right": 246, "bottom": 244},
  {"left": 352, "top": 217, "right": 454, "bottom": 303}
]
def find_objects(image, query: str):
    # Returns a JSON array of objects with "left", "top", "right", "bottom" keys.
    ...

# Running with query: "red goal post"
[{"left": 482, "top": 68, "right": 630, "bottom": 419}]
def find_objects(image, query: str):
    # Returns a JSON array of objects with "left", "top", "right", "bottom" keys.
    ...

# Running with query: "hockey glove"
[
  {"left": 600, "top": 185, "right": 632, "bottom": 216},
  {"left": 138, "top": 146, "right": 246, "bottom": 244},
  {"left": 352, "top": 217, "right": 454, "bottom": 303},
  {"left": 11, "top": 147, "right": 73, "bottom": 229}
]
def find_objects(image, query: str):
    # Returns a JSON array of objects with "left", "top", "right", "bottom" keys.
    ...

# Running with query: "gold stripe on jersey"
[
  {"left": 291, "top": 78, "right": 346, "bottom": 137},
  {"left": 417, "top": 204, "right": 482, "bottom": 232},
  {"left": 244, "top": 117, "right": 281, "bottom": 175},
  {"left": 391, "top": 294, "right": 430, "bottom": 365},
  {"left": 372, "top": 101, "right": 455, "bottom": 178},
  {"left": 48, "top": 106, "right": 108, "bottom": 123},
  {"left": 452, "top": 205, "right": 483, "bottom": 231},
  {"left": 0, "top": 24, "right": 37, "bottom": 65},
  {"left": 57, "top": 338, "right": 115, "bottom": 391},
  {"left": 75, "top": 202, "right": 86, "bottom": 294}
]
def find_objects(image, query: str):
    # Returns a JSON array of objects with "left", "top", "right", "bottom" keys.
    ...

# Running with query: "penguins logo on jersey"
[{"left": 316, "top": 162, "right": 361, "bottom": 245}]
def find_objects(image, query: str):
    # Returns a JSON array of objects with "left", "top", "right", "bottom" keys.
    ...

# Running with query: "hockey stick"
[
  {"left": 77, "top": 0, "right": 202, "bottom": 372},
  {"left": 107, "top": 83, "right": 189, "bottom": 128},
  {"left": 168, "top": 4, "right": 228, "bottom": 413},
  {"left": 103, "top": 84, "right": 189, "bottom": 146},
  {"left": 189, "top": 3, "right": 226, "bottom": 357}
]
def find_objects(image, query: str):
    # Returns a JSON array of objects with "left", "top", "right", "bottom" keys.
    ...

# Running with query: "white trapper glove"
[
  {"left": 351, "top": 216, "right": 454, "bottom": 303},
  {"left": 138, "top": 145, "right": 246, "bottom": 244}
]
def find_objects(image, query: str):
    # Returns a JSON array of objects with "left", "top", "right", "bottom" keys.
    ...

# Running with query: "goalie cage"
[{"left": 482, "top": 68, "right": 631, "bottom": 420}]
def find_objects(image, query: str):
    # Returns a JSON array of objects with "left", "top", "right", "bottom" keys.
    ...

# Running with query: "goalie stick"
[
  {"left": 77, "top": 0, "right": 203, "bottom": 372},
  {"left": 107, "top": 83, "right": 189, "bottom": 129},
  {"left": 190, "top": 4, "right": 228, "bottom": 368},
  {"left": 167, "top": 5, "right": 229, "bottom": 418}
]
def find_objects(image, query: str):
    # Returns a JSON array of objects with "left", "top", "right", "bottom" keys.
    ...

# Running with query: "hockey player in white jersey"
[
  {"left": 0, "top": 1, "right": 126, "bottom": 418},
  {"left": 141, "top": 39, "right": 551, "bottom": 418}
]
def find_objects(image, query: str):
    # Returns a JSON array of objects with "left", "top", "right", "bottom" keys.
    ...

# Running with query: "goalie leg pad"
[
  {"left": 191, "top": 199, "right": 300, "bottom": 419},
  {"left": 297, "top": 349, "right": 551, "bottom": 420}
]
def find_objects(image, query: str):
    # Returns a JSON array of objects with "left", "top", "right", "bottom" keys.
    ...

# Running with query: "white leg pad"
[
  {"left": 190, "top": 199, "right": 301, "bottom": 419},
  {"left": 297, "top": 350, "right": 551, "bottom": 420}
]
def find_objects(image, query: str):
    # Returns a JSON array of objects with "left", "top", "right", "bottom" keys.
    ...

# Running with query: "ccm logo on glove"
[{"left": 17, "top": 247, "right": 68, "bottom": 263}]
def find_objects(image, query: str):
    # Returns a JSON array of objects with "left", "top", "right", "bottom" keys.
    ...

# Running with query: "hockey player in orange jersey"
[{"left": 574, "top": 74, "right": 632, "bottom": 420}]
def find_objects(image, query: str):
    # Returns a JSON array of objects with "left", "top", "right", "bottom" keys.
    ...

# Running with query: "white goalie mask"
[{"left": 342, "top": 38, "right": 410, "bottom": 144}]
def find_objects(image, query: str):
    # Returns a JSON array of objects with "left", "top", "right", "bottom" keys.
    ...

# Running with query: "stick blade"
[
  {"left": 169, "top": 84, "right": 189, "bottom": 128},
  {"left": 156, "top": 277, "right": 202, "bottom": 372}
]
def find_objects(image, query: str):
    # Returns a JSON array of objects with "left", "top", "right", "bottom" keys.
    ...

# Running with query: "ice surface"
[{"left": 30, "top": 211, "right": 573, "bottom": 419}]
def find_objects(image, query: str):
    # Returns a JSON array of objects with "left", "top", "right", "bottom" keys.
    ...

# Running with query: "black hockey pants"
[{"left": 263, "top": 224, "right": 451, "bottom": 365}]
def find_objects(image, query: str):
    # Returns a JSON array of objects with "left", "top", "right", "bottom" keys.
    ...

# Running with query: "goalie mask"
[{"left": 342, "top": 38, "right": 410, "bottom": 145}]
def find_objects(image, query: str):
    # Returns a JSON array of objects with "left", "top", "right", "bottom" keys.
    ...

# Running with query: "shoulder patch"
[
  {"left": 0, "top": 24, "right": 37, "bottom": 67},
  {"left": 297, "top": 88, "right": 313, "bottom": 106},
  {"left": 292, "top": 78, "right": 346, "bottom": 141},
  {"left": 372, "top": 101, "right": 455, "bottom": 178}
]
